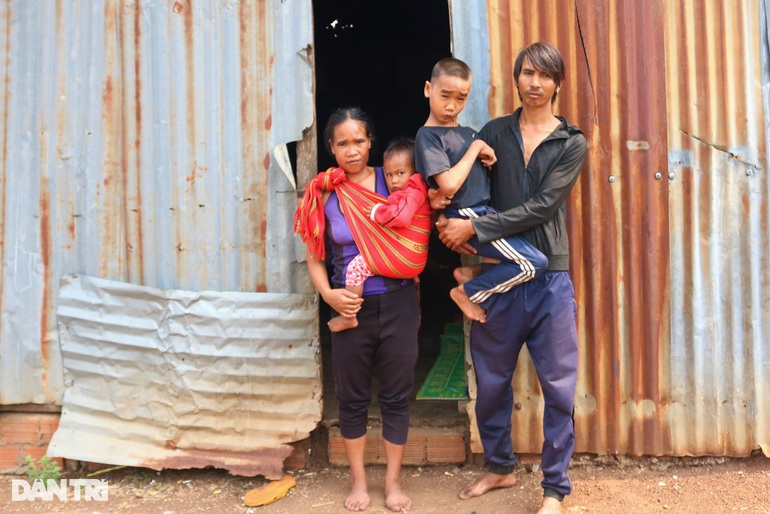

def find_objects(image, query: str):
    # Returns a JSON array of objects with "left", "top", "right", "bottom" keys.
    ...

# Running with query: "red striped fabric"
[{"left": 294, "top": 167, "right": 430, "bottom": 278}]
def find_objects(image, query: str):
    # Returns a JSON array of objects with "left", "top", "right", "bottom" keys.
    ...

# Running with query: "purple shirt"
[{"left": 324, "top": 167, "right": 408, "bottom": 296}]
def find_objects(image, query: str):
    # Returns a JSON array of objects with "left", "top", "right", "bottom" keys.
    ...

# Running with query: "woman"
[{"left": 294, "top": 107, "right": 419, "bottom": 512}]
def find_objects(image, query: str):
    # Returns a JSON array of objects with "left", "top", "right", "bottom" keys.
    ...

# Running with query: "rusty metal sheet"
[
  {"left": 48, "top": 274, "right": 320, "bottom": 477},
  {"left": 458, "top": 0, "right": 671, "bottom": 457},
  {"left": 665, "top": 0, "right": 769, "bottom": 457},
  {"left": 455, "top": 0, "right": 769, "bottom": 458},
  {"left": 0, "top": 0, "right": 315, "bottom": 406}
]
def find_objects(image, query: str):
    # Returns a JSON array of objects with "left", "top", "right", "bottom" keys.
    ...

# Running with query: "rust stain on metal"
[
  {"left": 238, "top": 0, "right": 272, "bottom": 290},
  {"left": 174, "top": 0, "right": 194, "bottom": 285},
  {"left": 38, "top": 140, "right": 51, "bottom": 362},
  {"left": 100, "top": 0, "right": 125, "bottom": 280},
  {"left": 102, "top": 76, "right": 114, "bottom": 124},
  {"left": 181, "top": 0, "right": 194, "bottom": 165},
  {"left": 0, "top": 0, "right": 13, "bottom": 327},
  {"left": 142, "top": 447, "right": 293, "bottom": 479},
  {"left": 45, "top": 0, "right": 65, "bottom": 381},
  {"left": 127, "top": 0, "right": 144, "bottom": 284},
  {"left": 485, "top": 0, "right": 671, "bottom": 457},
  {"left": 185, "top": 161, "right": 198, "bottom": 184},
  {"left": 67, "top": 214, "right": 75, "bottom": 241},
  {"left": 239, "top": 4, "right": 252, "bottom": 135}
]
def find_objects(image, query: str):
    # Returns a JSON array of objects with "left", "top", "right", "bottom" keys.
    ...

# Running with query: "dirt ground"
[{"left": 1, "top": 453, "right": 769, "bottom": 514}]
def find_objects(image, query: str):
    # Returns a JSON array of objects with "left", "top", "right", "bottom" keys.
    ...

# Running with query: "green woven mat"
[{"left": 416, "top": 323, "right": 467, "bottom": 400}]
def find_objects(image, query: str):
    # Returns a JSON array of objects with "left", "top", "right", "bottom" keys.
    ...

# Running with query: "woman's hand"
[
  {"left": 306, "top": 253, "right": 363, "bottom": 317},
  {"left": 428, "top": 188, "right": 452, "bottom": 211},
  {"left": 436, "top": 215, "right": 477, "bottom": 254},
  {"left": 322, "top": 288, "right": 363, "bottom": 318}
]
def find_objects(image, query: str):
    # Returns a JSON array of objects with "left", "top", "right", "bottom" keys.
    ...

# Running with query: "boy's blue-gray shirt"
[{"left": 414, "top": 125, "right": 491, "bottom": 209}]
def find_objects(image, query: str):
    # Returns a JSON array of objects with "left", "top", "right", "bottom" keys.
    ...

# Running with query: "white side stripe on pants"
[{"left": 457, "top": 207, "right": 537, "bottom": 304}]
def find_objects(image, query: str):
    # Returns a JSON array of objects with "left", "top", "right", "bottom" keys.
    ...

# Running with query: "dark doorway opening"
[{"left": 312, "top": 0, "right": 464, "bottom": 426}]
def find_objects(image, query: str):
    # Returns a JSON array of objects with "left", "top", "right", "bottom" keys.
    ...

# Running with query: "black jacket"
[{"left": 474, "top": 108, "right": 587, "bottom": 271}]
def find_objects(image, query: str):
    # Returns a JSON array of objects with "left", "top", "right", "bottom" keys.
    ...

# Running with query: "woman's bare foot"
[
  {"left": 537, "top": 496, "right": 562, "bottom": 513},
  {"left": 450, "top": 286, "right": 486, "bottom": 323},
  {"left": 344, "top": 479, "right": 370, "bottom": 511},
  {"left": 453, "top": 265, "right": 481, "bottom": 285},
  {"left": 328, "top": 315, "right": 358, "bottom": 333},
  {"left": 458, "top": 471, "right": 517, "bottom": 500},
  {"left": 384, "top": 480, "right": 412, "bottom": 512}
]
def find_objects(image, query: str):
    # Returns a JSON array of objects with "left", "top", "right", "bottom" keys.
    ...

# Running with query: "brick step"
[{"left": 328, "top": 425, "right": 467, "bottom": 466}]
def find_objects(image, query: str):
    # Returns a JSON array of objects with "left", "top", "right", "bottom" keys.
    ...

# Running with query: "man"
[{"left": 437, "top": 42, "right": 587, "bottom": 514}]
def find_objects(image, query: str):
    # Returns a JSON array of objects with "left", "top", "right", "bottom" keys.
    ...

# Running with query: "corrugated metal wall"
[
  {"left": 2, "top": 0, "right": 768, "bottom": 459},
  {"left": 665, "top": 0, "right": 769, "bottom": 456},
  {"left": 462, "top": 0, "right": 769, "bottom": 457},
  {"left": 0, "top": 0, "right": 314, "bottom": 406}
]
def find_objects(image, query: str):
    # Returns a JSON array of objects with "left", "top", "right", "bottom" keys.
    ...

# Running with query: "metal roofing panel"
[
  {"left": 665, "top": 0, "right": 769, "bottom": 456},
  {"left": 449, "top": 0, "right": 492, "bottom": 133},
  {"left": 459, "top": 0, "right": 769, "bottom": 457},
  {"left": 0, "top": 0, "right": 315, "bottom": 405},
  {"left": 463, "top": 0, "right": 672, "bottom": 457},
  {"left": 267, "top": 0, "right": 316, "bottom": 294},
  {"left": 48, "top": 274, "right": 320, "bottom": 477}
]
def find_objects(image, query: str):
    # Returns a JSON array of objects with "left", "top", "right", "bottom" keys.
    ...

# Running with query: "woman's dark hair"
[{"left": 322, "top": 107, "right": 375, "bottom": 156}]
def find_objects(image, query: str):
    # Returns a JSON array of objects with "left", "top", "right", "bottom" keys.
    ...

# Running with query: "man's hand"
[
  {"left": 436, "top": 215, "right": 476, "bottom": 255},
  {"left": 428, "top": 188, "right": 452, "bottom": 211}
]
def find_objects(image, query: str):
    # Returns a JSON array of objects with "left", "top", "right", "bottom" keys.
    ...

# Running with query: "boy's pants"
[
  {"left": 470, "top": 271, "right": 578, "bottom": 500},
  {"left": 446, "top": 206, "right": 548, "bottom": 307}
]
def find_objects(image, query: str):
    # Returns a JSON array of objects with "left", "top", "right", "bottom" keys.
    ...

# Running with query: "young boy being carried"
[
  {"left": 328, "top": 137, "right": 431, "bottom": 333},
  {"left": 415, "top": 57, "right": 547, "bottom": 323}
]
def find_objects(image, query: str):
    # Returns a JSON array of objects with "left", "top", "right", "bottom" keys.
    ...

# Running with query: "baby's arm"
[{"left": 370, "top": 178, "right": 427, "bottom": 228}]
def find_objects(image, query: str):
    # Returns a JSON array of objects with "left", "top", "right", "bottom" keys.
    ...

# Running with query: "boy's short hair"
[
  {"left": 513, "top": 42, "right": 565, "bottom": 103},
  {"left": 431, "top": 57, "right": 472, "bottom": 82},
  {"left": 383, "top": 136, "right": 415, "bottom": 163}
]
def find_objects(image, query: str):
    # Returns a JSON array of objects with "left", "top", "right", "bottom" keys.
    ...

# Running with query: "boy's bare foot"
[
  {"left": 458, "top": 471, "right": 517, "bottom": 500},
  {"left": 453, "top": 265, "right": 481, "bottom": 285},
  {"left": 450, "top": 286, "right": 486, "bottom": 323},
  {"left": 344, "top": 480, "right": 370, "bottom": 511},
  {"left": 537, "top": 496, "right": 562, "bottom": 513},
  {"left": 384, "top": 481, "right": 412, "bottom": 512},
  {"left": 328, "top": 315, "right": 358, "bottom": 333}
]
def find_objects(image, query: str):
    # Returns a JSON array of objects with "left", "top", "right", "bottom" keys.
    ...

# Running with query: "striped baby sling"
[{"left": 293, "top": 167, "right": 431, "bottom": 279}]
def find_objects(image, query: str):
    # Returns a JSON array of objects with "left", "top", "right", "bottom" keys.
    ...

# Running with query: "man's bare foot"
[
  {"left": 328, "top": 315, "right": 358, "bottom": 333},
  {"left": 453, "top": 265, "right": 481, "bottom": 285},
  {"left": 384, "top": 481, "right": 412, "bottom": 512},
  {"left": 537, "top": 496, "right": 562, "bottom": 514},
  {"left": 458, "top": 471, "right": 517, "bottom": 500},
  {"left": 450, "top": 286, "right": 486, "bottom": 323},
  {"left": 344, "top": 480, "right": 370, "bottom": 511}
]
